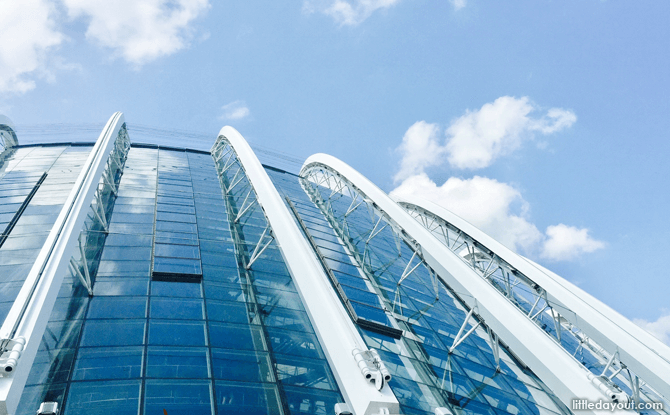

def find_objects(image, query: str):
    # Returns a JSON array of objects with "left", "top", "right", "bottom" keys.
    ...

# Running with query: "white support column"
[
  {"left": 211, "top": 127, "right": 399, "bottom": 415},
  {"left": 302, "top": 154, "right": 628, "bottom": 415},
  {"left": 0, "top": 112, "right": 126, "bottom": 415},
  {"left": 399, "top": 197, "right": 670, "bottom": 402}
]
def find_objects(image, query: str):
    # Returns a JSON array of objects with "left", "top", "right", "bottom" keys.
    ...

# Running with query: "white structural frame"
[
  {"left": 301, "top": 153, "right": 629, "bottom": 415},
  {"left": 0, "top": 112, "right": 126, "bottom": 415},
  {"left": 397, "top": 197, "right": 670, "bottom": 402},
  {"left": 211, "top": 127, "right": 399, "bottom": 415}
]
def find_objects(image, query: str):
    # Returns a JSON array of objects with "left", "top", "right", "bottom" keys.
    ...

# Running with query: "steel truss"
[
  {"left": 300, "top": 166, "right": 521, "bottom": 413},
  {"left": 69, "top": 124, "right": 130, "bottom": 295},
  {"left": 212, "top": 136, "right": 334, "bottom": 414},
  {"left": 0, "top": 113, "right": 129, "bottom": 415},
  {"left": 212, "top": 128, "right": 400, "bottom": 415},
  {"left": 398, "top": 201, "right": 669, "bottom": 413}
]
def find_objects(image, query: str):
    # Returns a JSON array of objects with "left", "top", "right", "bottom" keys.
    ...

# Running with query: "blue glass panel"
[
  {"left": 211, "top": 349, "right": 274, "bottom": 382},
  {"left": 150, "top": 297, "right": 204, "bottom": 320},
  {"left": 350, "top": 301, "right": 391, "bottom": 326},
  {"left": 151, "top": 281, "right": 202, "bottom": 298},
  {"left": 206, "top": 300, "right": 250, "bottom": 323},
  {"left": 72, "top": 347, "right": 143, "bottom": 380},
  {"left": 87, "top": 297, "right": 147, "bottom": 319},
  {"left": 149, "top": 320, "right": 206, "bottom": 346},
  {"left": 154, "top": 243, "right": 201, "bottom": 259},
  {"left": 215, "top": 381, "right": 283, "bottom": 415},
  {"left": 208, "top": 322, "right": 265, "bottom": 351},
  {"left": 27, "top": 349, "right": 75, "bottom": 385},
  {"left": 153, "top": 257, "right": 202, "bottom": 275},
  {"left": 156, "top": 221, "right": 197, "bottom": 234},
  {"left": 146, "top": 347, "right": 208, "bottom": 379},
  {"left": 144, "top": 381, "right": 213, "bottom": 414},
  {"left": 274, "top": 354, "right": 338, "bottom": 391},
  {"left": 203, "top": 282, "right": 247, "bottom": 302},
  {"left": 80, "top": 320, "right": 145, "bottom": 347},
  {"left": 40, "top": 320, "right": 83, "bottom": 350},
  {"left": 266, "top": 328, "right": 324, "bottom": 360},
  {"left": 93, "top": 277, "right": 149, "bottom": 297},
  {"left": 64, "top": 380, "right": 140, "bottom": 415},
  {"left": 260, "top": 307, "right": 313, "bottom": 333}
]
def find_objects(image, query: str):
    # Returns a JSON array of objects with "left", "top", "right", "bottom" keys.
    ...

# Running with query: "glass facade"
[
  {"left": 0, "top": 127, "right": 665, "bottom": 415},
  {"left": 0, "top": 145, "right": 92, "bottom": 324},
  {"left": 7, "top": 145, "right": 342, "bottom": 415}
]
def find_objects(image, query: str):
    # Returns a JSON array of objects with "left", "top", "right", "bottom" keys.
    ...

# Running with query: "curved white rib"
[
  {"left": 213, "top": 127, "right": 399, "bottom": 415},
  {"left": 0, "top": 112, "right": 125, "bottom": 415},
  {"left": 395, "top": 195, "right": 670, "bottom": 401},
  {"left": 302, "top": 153, "right": 620, "bottom": 414}
]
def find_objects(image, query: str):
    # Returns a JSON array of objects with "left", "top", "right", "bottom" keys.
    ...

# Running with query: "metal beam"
[
  {"left": 0, "top": 112, "right": 127, "bottom": 415},
  {"left": 211, "top": 133, "right": 399, "bottom": 415},
  {"left": 398, "top": 197, "right": 670, "bottom": 402}
]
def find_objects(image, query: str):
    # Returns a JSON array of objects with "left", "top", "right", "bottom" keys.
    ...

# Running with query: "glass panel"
[
  {"left": 72, "top": 347, "right": 143, "bottom": 380},
  {"left": 151, "top": 281, "right": 202, "bottom": 298},
  {"left": 80, "top": 320, "right": 145, "bottom": 347},
  {"left": 150, "top": 297, "right": 204, "bottom": 320},
  {"left": 86, "top": 297, "right": 147, "bottom": 319},
  {"left": 64, "top": 380, "right": 140, "bottom": 415},
  {"left": 146, "top": 347, "right": 209, "bottom": 379},
  {"left": 208, "top": 322, "right": 265, "bottom": 351},
  {"left": 215, "top": 381, "right": 283, "bottom": 415},
  {"left": 211, "top": 349, "right": 274, "bottom": 383},
  {"left": 149, "top": 320, "right": 206, "bottom": 346}
]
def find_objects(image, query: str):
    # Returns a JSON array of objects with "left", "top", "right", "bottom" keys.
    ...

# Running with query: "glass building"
[{"left": 0, "top": 113, "right": 668, "bottom": 415}]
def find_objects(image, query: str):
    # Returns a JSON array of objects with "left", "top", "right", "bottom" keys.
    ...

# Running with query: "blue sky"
[{"left": 2, "top": 0, "right": 669, "bottom": 343}]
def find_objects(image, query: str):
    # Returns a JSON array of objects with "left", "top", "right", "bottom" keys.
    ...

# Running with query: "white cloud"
[
  {"left": 0, "top": 0, "right": 63, "bottom": 94},
  {"left": 304, "top": 0, "right": 401, "bottom": 26},
  {"left": 391, "top": 174, "right": 604, "bottom": 260},
  {"left": 62, "top": 0, "right": 210, "bottom": 66},
  {"left": 450, "top": 0, "right": 466, "bottom": 11},
  {"left": 394, "top": 121, "right": 445, "bottom": 182},
  {"left": 633, "top": 313, "right": 670, "bottom": 346},
  {"left": 391, "top": 174, "right": 544, "bottom": 253},
  {"left": 219, "top": 101, "right": 250, "bottom": 121},
  {"left": 391, "top": 98, "right": 597, "bottom": 261},
  {"left": 534, "top": 108, "right": 578, "bottom": 134},
  {"left": 445, "top": 96, "right": 576, "bottom": 170},
  {"left": 540, "top": 224, "right": 605, "bottom": 261},
  {"left": 394, "top": 97, "right": 577, "bottom": 177}
]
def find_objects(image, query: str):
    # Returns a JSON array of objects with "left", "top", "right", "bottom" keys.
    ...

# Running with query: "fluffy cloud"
[
  {"left": 540, "top": 224, "right": 605, "bottom": 261},
  {"left": 391, "top": 174, "right": 604, "bottom": 260},
  {"left": 445, "top": 96, "right": 576, "bottom": 169},
  {"left": 62, "top": 0, "right": 210, "bottom": 65},
  {"left": 391, "top": 174, "right": 544, "bottom": 253},
  {"left": 219, "top": 101, "right": 250, "bottom": 121},
  {"left": 304, "top": 0, "right": 401, "bottom": 26},
  {"left": 450, "top": 0, "right": 467, "bottom": 11},
  {"left": 0, "top": 0, "right": 210, "bottom": 94},
  {"left": 394, "top": 121, "right": 445, "bottom": 182},
  {"left": 633, "top": 313, "right": 670, "bottom": 346},
  {"left": 394, "top": 96, "right": 576, "bottom": 178},
  {"left": 0, "top": 0, "right": 63, "bottom": 93}
]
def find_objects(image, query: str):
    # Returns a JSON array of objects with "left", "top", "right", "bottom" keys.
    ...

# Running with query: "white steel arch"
[
  {"left": 0, "top": 112, "right": 128, "bottom": 415},
  {"left": 301, "top": 153, "right": 627, "bottom": 415},
  {"left": 211, "top": 127, "right": 399, "bottom": 415},
  {"left": 394, "top": 195, "right": 670, "bottom": 403}
]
